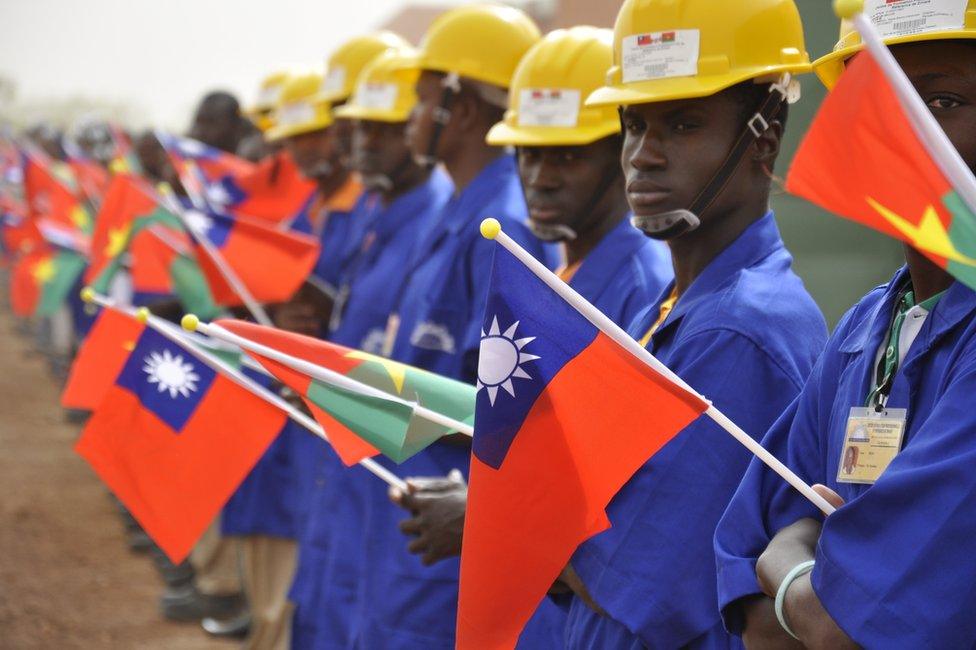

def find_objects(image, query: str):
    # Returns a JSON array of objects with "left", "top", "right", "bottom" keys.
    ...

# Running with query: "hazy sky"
[{"left": 0, "top": 0, "right": 424, "bottom": 129}]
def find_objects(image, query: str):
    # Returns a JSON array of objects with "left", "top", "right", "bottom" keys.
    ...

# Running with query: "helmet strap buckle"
[
  {"left": 432, "top": 106, "right": 452, "bottom": 125},
  {"left": 747, "top": 113, "right": 770, "bottom": 138}
]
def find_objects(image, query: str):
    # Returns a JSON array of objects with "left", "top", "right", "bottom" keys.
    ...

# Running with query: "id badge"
[{"left": 837, "top": 407, "right": 907, "bottom": 485}]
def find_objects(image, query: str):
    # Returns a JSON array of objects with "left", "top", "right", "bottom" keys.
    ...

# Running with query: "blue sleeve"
[
  {"left": 812, "top": 352, "right": 976, "bottom": 648},
  {"left": 712, "top": 350, "right": 835, "bottom": 632},
  {"left": 573, "top": 328, "right": 808, "bottom": 647}
]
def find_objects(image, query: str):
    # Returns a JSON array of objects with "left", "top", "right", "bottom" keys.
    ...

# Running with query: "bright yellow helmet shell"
[
  {"left": 247, "top": 70, "right": 291, "bottom": 132},
  {"left": 813, "top": 1, "right": 976, "bottom": 89},
  {"left": 266, "top": 71, "right": 334, "bottom": 142},
  {"left": 395, "top": 4, "right": 541, "bottom": 89},
  {"left": 317, "top": 32, "right": 412, "bottom": 105},
  {"left": 487, "top": 27, "right": 619, "bottom": 147},
  {"left": 587, "top": 0, "right": 811, "bottom": 107},
  {"left": 333, "top": 48, "right": 420, "bottom": 123}
]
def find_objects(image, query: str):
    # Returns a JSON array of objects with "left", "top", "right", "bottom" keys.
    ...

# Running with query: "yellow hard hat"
[
  {"left": 247, "top": 70, "right": 291, "bottom": 132},
  {"left": 266, "top": 71, "right": 334, "bottom": 142},
  {"left": 333, "top": 48, "right": 420, "bottom": 123},
  {"left": 587, "top": 0, "right": 811, "bottom": 107},
  {"left": 317, "top": 32, "right": 412, "bottom": 105},
  {"left": 813, "top": 1, "right": 976, "bottom": 88},
  {"left": 487, "top": 27, "right": 618, "bottom": 147},
  {"left": 394, "top": 4, "right": 541, "bottom": 88}
]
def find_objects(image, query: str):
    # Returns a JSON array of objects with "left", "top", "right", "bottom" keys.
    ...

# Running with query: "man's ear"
[
  {"left": 753, "top": 118, "right": 783, "bottom": 167},
  {"left": 450, "top": 90, "right": 479, "bottom": 131}
]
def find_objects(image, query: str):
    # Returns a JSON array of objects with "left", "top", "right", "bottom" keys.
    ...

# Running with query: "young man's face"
[
  {"left": 405, "top": 71, "right": 447, "bottom": 164},
  {"left": 516, "top": 136, "right": 622, "bottom": 240},
  {"left": 619, "top": 90, "right": 750, "bottom": 236},
  {"left": 892, "top": 41, "right": 976, "bottom": 174},
  {"left": 284, "top": 127, "right": 342, "bottom": 181},
  {"left": 351, "top": 118, "right": 412, "bottom": 184}
]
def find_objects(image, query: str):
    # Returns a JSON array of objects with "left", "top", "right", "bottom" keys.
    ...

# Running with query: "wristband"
[{"left": 774, "top": 559, "right": 815, "bottom": 640}]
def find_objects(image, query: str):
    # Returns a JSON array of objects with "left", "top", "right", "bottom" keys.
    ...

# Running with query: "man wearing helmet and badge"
[
  {"left": 715, "top": 1, "right": 976, "bottom": 647},
  {"left": 556, "top": 0, "right": 828, "bottom": 646}
]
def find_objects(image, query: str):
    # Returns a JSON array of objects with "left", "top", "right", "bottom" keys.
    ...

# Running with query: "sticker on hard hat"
[
  {"left": 353, "top": 82, "right": 399, "bottom": 111},
  {"left": 622, "top": 29, "right": 700, "bottom": 84},
  {"left": 517, "top": 89, "right": 581, "bottom": 128},
  {"left": 322, "top": 66, "right": 347, "bottom": 95},
  {"left": 864, "top": 0, "right": 967, "bottom": 39},
  {"left": 257, "top": 85, "right": 281, "bottom": 107},
  {"left": 277, "top": 101, "right": 317, "bottom": 127}
]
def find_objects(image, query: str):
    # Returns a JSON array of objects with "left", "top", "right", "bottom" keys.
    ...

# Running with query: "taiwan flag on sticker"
[
  {"left": 637, "top": 33, "right": 652, "bottom": 46},
  {"left": 457, "top": 243, "right": 708, "bottom": 649},
  {"left": 75, "top": 327, "right": 287, "bottom": 562}
]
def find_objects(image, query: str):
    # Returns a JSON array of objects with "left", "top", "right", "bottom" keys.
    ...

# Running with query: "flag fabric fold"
[
  {"left": 75, "top": 324, "right": 287, "bottom": 562},
  {"left": 215, "top": 319, "right": 477, "bottom": 464},
  {"left": 787, "top": 51, "right": 976, "bottom": 290},
  {"left": 458, "top": 242, "right": 708, "bottom": 649}
]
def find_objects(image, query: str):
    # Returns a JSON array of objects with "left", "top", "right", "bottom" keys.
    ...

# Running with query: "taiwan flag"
[
  {"left": 189, "top": 210, "right": 320, "bottom": 306},
  {"left": 216, "top": 319, "right": 477, "bottom": 465},
  {"left": 62, "top": 307, "right": 146, "bottom": 410},
  {"left": 209, "top": 151, "right": 316, "bottom": 225},
  {"left": 156, "top": 132, "right": 254, "bottom": 184},
  {"left": 787, "top": 50, "right": 976, "bottom": 290},
  {"left": 75, "top": 326, "right": 287, "bottom": 562},
  {"left": 457, "top": 240, "right": 709, "bottom": 649}
]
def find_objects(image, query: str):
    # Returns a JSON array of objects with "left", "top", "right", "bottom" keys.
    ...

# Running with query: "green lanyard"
[{"left": 866, "top": 286, "right": 945, "bottom": 409}]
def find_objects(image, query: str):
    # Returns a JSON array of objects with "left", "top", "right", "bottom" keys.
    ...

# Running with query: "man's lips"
[
  {"left": 527, "top": 205, "right": 563, "bottom": 222},
  {"left": 626, "top": 181, "right": 670, "bottom": 209}
]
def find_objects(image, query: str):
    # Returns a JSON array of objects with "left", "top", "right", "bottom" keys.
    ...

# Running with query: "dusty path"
[{"left": 0, "top": 309, "right": 228, "bottom": 649}]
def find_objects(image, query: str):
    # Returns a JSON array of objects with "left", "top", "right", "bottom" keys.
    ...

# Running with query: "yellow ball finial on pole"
[
  {"left": 834, "top": 0, "right": 864, "bottom": 20},
  {"left": 135, "top": 307, "right": 150, "bottom": 324},
  {"left": 80, "top": 286, "right": 96, "bottom": 304},
  {"left": 181, "top": 314, "right": 200, "bottom": 332},
  {"left": 480, "top": 218, "right": 501, "bottom": 240}
]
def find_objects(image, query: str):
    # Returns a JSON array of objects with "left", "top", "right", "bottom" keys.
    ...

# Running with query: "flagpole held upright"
[
  {"left": 80, "top": 288, "right": 406, "bottom": 491},
  {"left": 480, "top": 218, "right": 836, "bottom": 515}
]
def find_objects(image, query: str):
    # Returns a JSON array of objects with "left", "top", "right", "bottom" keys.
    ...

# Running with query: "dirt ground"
[{"left": 0, "top": 309, "right": 230, "bottom": 649}]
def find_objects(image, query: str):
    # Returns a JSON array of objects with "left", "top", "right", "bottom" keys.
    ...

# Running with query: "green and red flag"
[
  {"left": 86, "top": 175, "right": 219, "bottom": 318},
  {"left": 787, "top": 51, "right": 976, "bottom": 289},
  {"left": 216, "top": 319, "right": 477, "bottom": 465},
  {"left": 10, "top": 246, "right": 87, "bottom": 318},
  {"left": 21, "top": 148, "right": 93, "bottom": 234}
]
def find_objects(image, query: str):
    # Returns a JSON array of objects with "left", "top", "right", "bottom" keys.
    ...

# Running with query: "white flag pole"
[
  {"left": 184, "top": 316, "right": 475, "bottom": 438},
  {"left": 844, "top": 2, "right": 976, "bottom": 215},
  {"left": 81, "top": 289, "right": 406, "bottom": 491},
  {"left": 154, "top": 181, "right": 274, "bottom": 327},
  {"left": 480, "top": 219, "right": 835, "bottom": 515}
]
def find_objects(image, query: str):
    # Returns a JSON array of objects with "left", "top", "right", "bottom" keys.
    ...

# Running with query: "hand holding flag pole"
[
  {"left": 836, "top": 0, "right": 976, "bottom": 215},
  {"left": 79, "top": 288, "right": 406, "bottom": 491},
  {"left": 184, "top": 315, "right": 475, "bottom": 438},
  {"left": 479, "top": 218, "right": 836, "bottom": 515},
  {"left": 154, "top": 182, "right": 274, "bottom": 326}
]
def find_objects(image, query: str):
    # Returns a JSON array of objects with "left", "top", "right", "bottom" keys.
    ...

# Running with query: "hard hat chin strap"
[
  {"left": 634, "top": 76, "right": 791, "bottom": 239},
  {"left": 416, "top": 72, "right": 462, "bottom": 169}
]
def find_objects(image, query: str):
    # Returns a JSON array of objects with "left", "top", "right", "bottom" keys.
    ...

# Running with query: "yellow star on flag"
[
  {"left": 31, "top": 257, "right": 57, "bottom": 285},
  {"left": 70, "top": 205, "right": 91, "bottom": 229},
  {"left": 105, "top": 223, "right": 132, "bottom": 258},
  {"left": 346, "top": 350, "right": 407, "bottom": 394},
  {"left": 867, "top": 197, "right": 976, "bottom": 266}
]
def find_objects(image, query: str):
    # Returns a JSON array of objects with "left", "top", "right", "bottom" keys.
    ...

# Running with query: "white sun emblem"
[
  {"left": 142, "top": 350, "right": 201, "bottom": 399},
  {"left": 183, "top": 209, "right": 213, "bottom": 236},
  {"left": 476, "top": 317, "right": 540, "bottom": 406}
]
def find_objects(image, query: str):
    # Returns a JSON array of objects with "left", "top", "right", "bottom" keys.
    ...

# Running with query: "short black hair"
[
  {"left": 727, "top": 80, "right": 790, "bottom": 131},
  {"left": 199, "top": 91, "right": 241, "bottom": 117}
]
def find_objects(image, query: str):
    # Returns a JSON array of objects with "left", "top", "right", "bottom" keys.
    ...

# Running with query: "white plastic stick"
[
  {"left": 852, "top": 12, "right": 976, "bottom": 216},
  {"left": 490, "top": 226, "right": 836, "bottom": 515},
  {"left": 196, "top": 319, "right": 475, "bottom": 437},
  {"left": 86, "top": 291, "right": 405, "bottom": 490}
]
